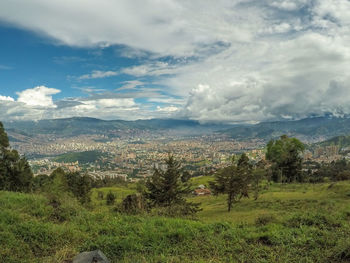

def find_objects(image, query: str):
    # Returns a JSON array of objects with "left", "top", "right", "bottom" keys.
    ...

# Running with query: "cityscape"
[{"left": 8, "top": 130, "right": 345, "bottom": 181}]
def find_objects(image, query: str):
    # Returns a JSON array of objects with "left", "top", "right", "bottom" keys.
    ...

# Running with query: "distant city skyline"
[{"left": 0, "top": 0, "right": 350, "bottom": 123}]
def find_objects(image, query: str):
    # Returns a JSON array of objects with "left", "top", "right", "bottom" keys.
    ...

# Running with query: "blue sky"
[
  {"left": 0, "top": 0, "right": 350, "bottom": 122},
  {"left": 0, "top": 24, "right": 180, "bottom": 117}
]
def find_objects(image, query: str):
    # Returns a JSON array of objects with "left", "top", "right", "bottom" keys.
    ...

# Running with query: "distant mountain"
[
  {"left": 4, "top": 116, "right": 350, "bottom": 142},
  {"left": 3, "top": 117, "right": 232, "bottom": 138},
  {"left": 220, "top": 117, "right": 350, "bottom": 142},
  {"left": 313, "top": 135, "right": 350, "bottom": 150}
]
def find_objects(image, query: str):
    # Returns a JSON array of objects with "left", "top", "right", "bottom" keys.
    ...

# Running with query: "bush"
[
  {"left": 47, "top": 193, "right": 82, "bottom": 222},
  {"left": 97, "top": 191, "right": 104, "bottom": 200},
  {"left": 285, "top": 212, "right": 342, "bottom": 229},
  {"left": 106, "top": 192, "right": 116, "bottom": 206},
  {"left": 151, "top": 202, "right": 201, "bottom": 218},
  {"left": 255, "top": 214, "right": 277, "bottom": 226},
  {"left": 117, "top": 194, "right": 147, "bottom": 214}
]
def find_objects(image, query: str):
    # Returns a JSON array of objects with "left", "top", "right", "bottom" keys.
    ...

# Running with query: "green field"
[{"left": 1, "top": 179, "right": 350, "bottom": 262}]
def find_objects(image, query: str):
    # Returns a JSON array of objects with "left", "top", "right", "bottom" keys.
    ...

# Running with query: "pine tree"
[{"left": 146, "top": 155, "right": 200, "bottom": 215}]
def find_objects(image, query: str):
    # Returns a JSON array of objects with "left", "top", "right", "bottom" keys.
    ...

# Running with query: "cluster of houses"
[{"left": 193, "top": 184, "right": 211, "bottom": 196}]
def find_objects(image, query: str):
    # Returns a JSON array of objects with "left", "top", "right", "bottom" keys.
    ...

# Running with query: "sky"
[{"left": 0, "top": 0, "right": 350, "bottom": 123}]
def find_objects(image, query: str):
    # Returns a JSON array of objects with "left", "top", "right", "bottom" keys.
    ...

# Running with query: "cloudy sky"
[{"left": 0, "top": 0, "right": 349, "bottom": 123}]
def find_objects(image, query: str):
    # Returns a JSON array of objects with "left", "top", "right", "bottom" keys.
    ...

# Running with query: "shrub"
[
  {"left": 117, "top": 193, "right": 147, "bottom": 214},
  {"left": 255, "top": 214, "right": 277, "bottom": 226},
  {"left": 106, "top": 192, "right": 116, "bottom": 206},
  {"left": 97, "top": 191, "right": 104, "bottom": 200}
]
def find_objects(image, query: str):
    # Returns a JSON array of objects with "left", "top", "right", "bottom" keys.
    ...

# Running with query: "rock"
[{"left": 72, "top": 250, "right": 110, "bottom": 263}]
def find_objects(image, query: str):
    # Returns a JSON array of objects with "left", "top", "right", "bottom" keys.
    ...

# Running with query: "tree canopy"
[
  {"left": 0, "top": 122, "right": 33, "bottom": 192},
  {"left": 210, "top": 153, "right": 253, "bottom": 212},
  {"left": 266, "top": 135, "right": 305, "bottom": 182}
]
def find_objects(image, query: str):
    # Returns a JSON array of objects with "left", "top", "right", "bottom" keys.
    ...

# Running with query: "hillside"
[
  {"left": 3, "top": 117, "right": 231, "bottom": 138},
  {"left": 2, "top": 181, "right": 350, "bottom": 262},
  {"left": 315, "top": 135, "right": 350, "bottom": 149},
  {"left": 221, "top": 116, "right": 350, "bottom": 141}
]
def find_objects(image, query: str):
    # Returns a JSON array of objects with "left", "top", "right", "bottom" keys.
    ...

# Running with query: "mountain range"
[{"left": 3, "top": 116, "right": 350, "bottom": 143}]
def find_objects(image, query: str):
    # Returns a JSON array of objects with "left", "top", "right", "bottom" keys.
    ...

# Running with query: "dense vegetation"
[{"left": 0, "top": 122, "right": 33, "bottom": 192}]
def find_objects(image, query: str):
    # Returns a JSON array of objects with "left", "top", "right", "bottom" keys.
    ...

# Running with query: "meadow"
[{"left": 1, "top": 178, "right": 350, "bottom": 262}]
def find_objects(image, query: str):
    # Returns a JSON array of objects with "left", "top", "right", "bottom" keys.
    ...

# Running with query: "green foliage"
[
  {"left": 255, "top": 214, "right": 277, "bottom": 226},
  {"left": 266, "top": 135, "right": 305, "bottom": 182},
  {"left": 210, "top": 153, "right": 253, "bottom": 212},
  {"left": 135, "top": 179, "right": 147, "bottom": 194},
  {"left": 0, "top": 122, "right": 9, "bottom": 148},
  {"left": 106, "top": 191, "right": 116, "bottom": 206},
  {"left": 97, "top": 191, "right": 104, "bottom": 200},
  {"left": 0, "top": 122, "right": 33, "bottom": 192},
  {"left": 312, "top": 159, "right": 350, "bottom": 182},
  {"left": 37, "top": 168, "right": 92, "bottom": 205},
  {"left": 118, "top": 193, "right": 147, "bottom": 214},
  {"left": 146, "top": 155, "right": 200, "bottom": 215},
  {"left": 66, "top": 172, "right": 92, "bottom": 204}
]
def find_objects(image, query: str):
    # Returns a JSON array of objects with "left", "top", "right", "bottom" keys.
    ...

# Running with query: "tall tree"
[
  {"left": 210, "top": 154, "right": 252, "bottom": 212},
  {"left": 146, "top": 155, "right": 199, "bottom": 214},
  {"left": 266, "top": 135, "right": 305, "bottom": 183},
  {"left": 0, "top": 122, "right": 33, "bottom": 192}
]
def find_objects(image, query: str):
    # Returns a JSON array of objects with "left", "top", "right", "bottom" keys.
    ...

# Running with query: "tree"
[
  {"left": 266, "top": 135, "right": 305, "bottom": 183},
  {"left": 0, "top": 122, "right": 33, "bottom": 192},
  {"left": 48, "top": 168, "right": 69, "bottom": 194},
  {"left": 43, "top": 168, "right": 92, "bottom": 204},
  {"left": 210, "top": 154, "right": 252, "bottom": 212},
  {"left": 251, "top": 159, "right": 269, "bottom": 200},
  {"left": 181, "top": 170, "right": 192, "bottom": 183},
  {"left": 66, "top": 172, "right": 92, "bottom": 204},
  {"left": 106, "top": 191, "right": 116, "bottom": 206},
  {"left": 146, "top": 155, "right": 200, "bottom": 215}
]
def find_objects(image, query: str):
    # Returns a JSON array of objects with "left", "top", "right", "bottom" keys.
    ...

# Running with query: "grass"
[{"left": 1, "top": 181, "right": 350, "bottom": 262}]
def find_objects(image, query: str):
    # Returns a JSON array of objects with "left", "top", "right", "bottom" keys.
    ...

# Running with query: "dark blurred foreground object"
[{"left": 73, "top": 250, "right": 110, "bottom": 263}]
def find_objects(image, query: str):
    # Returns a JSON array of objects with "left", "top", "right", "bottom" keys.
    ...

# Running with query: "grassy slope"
[{"left": 1, "top": 181, "right": 350, "bottom": 262}]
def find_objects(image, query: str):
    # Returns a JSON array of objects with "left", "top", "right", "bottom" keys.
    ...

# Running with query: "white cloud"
[
  {"left": 0, "top": 0, "right": 257, "bottom": 57},
  {"left": 49, "top": 98, "right": 143, "bottom": 120},
  {"left": 156, "top": 105, "right": 179, "bottom": 112},
  {"left": 117, "top": 80, "right": 144, "bottom": 91},
  {"left": 121, "top": 62, "right": 179, "bottom": 77},
  {"left": 17, "top": 86, "right": 60, "bottom": 107},
  {"left": 270, "top": 0, "right": 307, "bottom": 11},
  {"left": 1, "top": 0, "right": 350, "bottom": 122},
  {"left": 0, "top": 95, "right": 14, "bottom": 101},
  {"left": 79, "top": 70, "right": 118, "bottom": 80}
]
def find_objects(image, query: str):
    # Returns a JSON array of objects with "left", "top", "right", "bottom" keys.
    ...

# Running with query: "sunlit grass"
[{"left": 1, "top": 181, "right": 350, "bottom": 262}]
